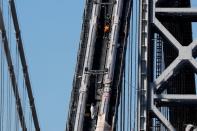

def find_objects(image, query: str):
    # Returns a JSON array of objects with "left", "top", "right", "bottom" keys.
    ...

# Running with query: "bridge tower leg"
[{"left": 138, "top": 0, "right": 197, "bottom": 130}]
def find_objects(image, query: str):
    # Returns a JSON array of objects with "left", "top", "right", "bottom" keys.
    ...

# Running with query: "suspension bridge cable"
[
  {"left": 123, "top": 67, "right": 126, "bottom": 131},
  {"left": 129, "top": 31, "right": 133, "bottom": 131},
  {"left": 15, "top": 8, "right": 19, "bottom": 130},
  {"left": 127, "top": 29, "right": 131, "bottom": 131},
  {"left": 120, "top": 82, "right": 123, "bottom": 131},
  {"left": 133, "top": 0, "right": 139, "bottom": 130},
  {"left": 8, "top": 1, "right": 40, "bottom": 130},
  {"left": 0, "top": 34, "right": 4, "bottom": 131},
  {"left": 8, "top": 5, "right": 12, "bottom": 131},
  {"left": 0, "top": 45, "right": 1, "bottom": 131},
  {"left": 0, "top": 7, "right": 27, "bottom": 131},
  {"left": 127, "top": 40, "right": 130, "bottom": 131},
  {"left": 0, "top": 34, "right": 5, "bottom": 131},
  {"left": 129, "top": 2, "right": 134, "bottom": 126}
]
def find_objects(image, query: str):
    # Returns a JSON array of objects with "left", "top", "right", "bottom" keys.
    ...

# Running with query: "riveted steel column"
[
  {"left": 137, "top": 0, "right": 149, "bottom": 130},
  {"left": 74, "top": 1, "right": 101, "bottom": 130}
]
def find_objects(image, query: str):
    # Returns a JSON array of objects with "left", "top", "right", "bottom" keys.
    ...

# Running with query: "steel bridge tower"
[
  {"left": 140, "top": 0, "right": 197, "bottom": 130},
  {"left": 66, "top": 0, "right": 197, "bottom": 131}
]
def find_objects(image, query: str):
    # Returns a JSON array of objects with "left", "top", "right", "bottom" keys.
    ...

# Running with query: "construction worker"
[{"left": 104, "top": 24, "right": 110, "bottom": 33}]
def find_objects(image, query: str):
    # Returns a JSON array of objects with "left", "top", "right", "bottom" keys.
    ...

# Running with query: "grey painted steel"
[
  {"left": 154, "top": 18, "right": 182, "bottom": 50},
  {"left": 150, "top": 84, "right": 175, "bottom": 130},
  {"left": 95, "top": 0, "right": 124, "bottom": 130},
  {"left": 153, "top": 29, "right": 197, "bottom": 91},
  {"left": 0, "top": 7, "right": 27, "bottom": 131},
  {"left": 9, "top": 0, "right": 40, "bottom": 130},
  {"left": 137, "top": 0, "right": 149, "bottom": 130},
  {"left": 151, "top": 106, "right": 175, "bottom": 131},
  {"left": 148, "top": 0, "right": 197, "bottom": 130},
  {"left": 74, "top": 1, "right": 101, "bottom": 131},
  {"left": 154, "top": 94, "right": 197, "bottom": 102},
  {"left": 156, "top": 8, "right": 197, "bottom": 21}
]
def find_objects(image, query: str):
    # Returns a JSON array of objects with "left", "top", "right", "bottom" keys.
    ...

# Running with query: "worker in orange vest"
[{"left": 104, "top": 24, "right": 110, "bottom": 33}]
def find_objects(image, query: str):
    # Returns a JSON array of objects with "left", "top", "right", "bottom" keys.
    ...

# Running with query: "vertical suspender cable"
[
  {"left": 0, "top": 36, "right": 3, "bottom": 131},
  {"left": 0, "top": 5, "right": 2, "bottom": 129},
  {"left": 120, "top": 84, "right": 122, "bottom": 131},
  {"left": 0, "top": 5, "right": 27, "bottom": 131},
  {"left": 0, "top": 38, "right": 1, "bottom": 131},
  {"left": 129, "top": 31, "right": 133, "bottom": 131},
  {"left": 8, "top": 5, "right": 12, "bottom": 131},
  {"left": 134, "top": 0, "right": 139, "bottom": 130},
  {"left": 0, "top": 25, "right": 5, "bottom": 131},
  {"left": 0, "top": 29, "right": 3, "bottom": 131},
  {"left": 129, "top": 2, "right": 134, "bottom": 127},
  {"left": 123, "top": 67, "right": 125, "bottom": 131},
  {"left": 127, "top": 30, "right": 132, "bottom": 131},
  {"left": 15, "top": 28, "right": 19, "bottom": 131},
  {"left": 127, "top": 31, "right": 131, "bottom": 131},
  {"left": 2, "top": 41, "right": 4, "bottom": 131},
  {"left": 8, "top": 1, "right": 40, "bottom": 130},
  {"left": 129, "top": 2, "right": 134, "bottom": 126}
]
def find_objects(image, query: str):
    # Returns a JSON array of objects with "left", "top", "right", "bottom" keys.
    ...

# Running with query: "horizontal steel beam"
[
  {"left": 156, "top": 8, "right": 197, "bottom": 21},
  {"left": 154, "top": 94, "right": 197, "bottom": 103}
]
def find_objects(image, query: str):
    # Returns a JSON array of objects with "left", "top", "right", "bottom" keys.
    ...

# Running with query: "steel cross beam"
[
  {"left": 147, "top": 0, "right": 197, "bottom": 131},
  {"left": 154, "top": 94, "right": 197, "bottom": 103},
  {"left": 156, "top": 8, "right": 197, "bottom": 21},
  {"left": 153, "top": 39, "right": 197, "bottom": 91},
  {"left": 8, "top": 0, "right": 40, "bottom": 130},
  {"left": 0, "top": 7, "right": 27, "bottom": 131}
]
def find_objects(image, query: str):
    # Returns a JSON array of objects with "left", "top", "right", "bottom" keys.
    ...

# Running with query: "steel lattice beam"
[{"left": 145, "top": 0, "right": 197, "bottom": 130}]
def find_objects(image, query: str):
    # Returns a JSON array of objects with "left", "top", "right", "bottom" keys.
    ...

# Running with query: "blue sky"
[
  {"left": 11, "top": 0, "right": 197, "bottom": 131},
  {"left": 15, "top": 1, "right": 84, "bottom": 130}
]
